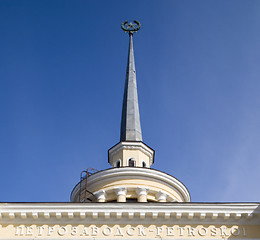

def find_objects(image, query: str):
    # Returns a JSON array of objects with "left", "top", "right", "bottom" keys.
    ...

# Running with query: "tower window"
[
  {"left": 129, "top": 158, "right": 136, "bottom": 167},
  {"left": 142, "top": 161, "right": 146, "bottom": 167},
  {"left": 115, "top": 160, "right": 121, "bottom": 168}
]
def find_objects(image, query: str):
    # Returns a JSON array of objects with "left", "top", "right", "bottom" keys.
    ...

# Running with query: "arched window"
[
  {"left": 142, "top": 161, "right": 146, "bottom": 167},
  {"left": 115, "top": 160, "right": 121, "bottom": 168},
  {"left": 128, "top": 158, "right": 136, "bottom": 167}
]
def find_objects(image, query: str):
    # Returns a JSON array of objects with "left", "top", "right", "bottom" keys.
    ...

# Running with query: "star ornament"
[{"left": 121, "top": 20, "right": 141, "bottom": 34}]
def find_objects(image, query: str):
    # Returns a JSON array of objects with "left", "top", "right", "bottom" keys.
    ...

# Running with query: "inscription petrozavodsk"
[{"left": 14, "top": 225, "right": 246, "bottom": 238}]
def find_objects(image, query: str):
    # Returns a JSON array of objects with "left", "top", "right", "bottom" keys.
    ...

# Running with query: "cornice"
[{"left": 0, "top": 202, "right": 259, "bottom": 224}]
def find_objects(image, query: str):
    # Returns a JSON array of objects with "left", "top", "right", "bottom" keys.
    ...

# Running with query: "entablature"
[{"left": 0, "top": 202, "right": 259, "bottom": 224}]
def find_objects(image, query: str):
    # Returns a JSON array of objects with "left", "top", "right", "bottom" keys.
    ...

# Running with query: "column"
[
  {"left": 114, "top": 187, "right": 127, "bottom": 202},
  {"left": 156, "top": 191, "right": 167, "bottom": 202},
  {"left": 136, "top": 187, "right": 148, "bottom": 202},
  {"left": 94, "top": 190, "right": 106, "bottom": 202}
]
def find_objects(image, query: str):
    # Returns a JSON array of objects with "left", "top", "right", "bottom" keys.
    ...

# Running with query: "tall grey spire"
[{"left": 120, "top": 20, "right": 142, "bottom": 142}]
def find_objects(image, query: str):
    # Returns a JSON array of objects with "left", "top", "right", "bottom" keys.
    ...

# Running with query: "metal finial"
[{"left": 121, "top": 20, "right": 141, "bottom": 35}]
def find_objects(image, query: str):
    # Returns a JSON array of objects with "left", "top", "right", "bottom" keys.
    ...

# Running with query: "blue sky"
[{"left": 0, "top": 0, "right": 259, "bottom": 202}]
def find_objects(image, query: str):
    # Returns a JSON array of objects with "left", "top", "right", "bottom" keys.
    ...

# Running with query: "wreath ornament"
[{"left": 121, "top": 20, "right": 141, "bottom": 35}]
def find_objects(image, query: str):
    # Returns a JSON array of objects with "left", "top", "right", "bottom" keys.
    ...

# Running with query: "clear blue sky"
[{"left": 0, "top": 0, "right": 259, "bottom": 202}]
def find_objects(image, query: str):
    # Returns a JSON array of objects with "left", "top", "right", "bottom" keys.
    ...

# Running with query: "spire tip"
[{"left": 121, "top": 20, "right": 141, "bottom": 35}]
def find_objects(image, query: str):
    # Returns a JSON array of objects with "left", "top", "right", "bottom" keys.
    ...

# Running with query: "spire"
[
  {"left": 120, "top": 20, "right": 142, "bottom": 142},
  {"left": 108, "top": 21, "right": 154, "bottom": 168}
]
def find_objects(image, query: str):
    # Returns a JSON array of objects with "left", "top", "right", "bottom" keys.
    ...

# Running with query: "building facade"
[{"left": 0, "top": 20, "right": 259, "bottom": 240}]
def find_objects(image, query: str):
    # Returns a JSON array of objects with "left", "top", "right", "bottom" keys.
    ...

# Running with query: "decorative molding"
[
  {"left": 80, "top": 212, "right": 86, "bottom": 219},
  {"left": 94, "top": 190, "right": 107, "bottom": 201},
  {"left": 104, "top": 212, "right": 110, "bottom": 219},
  {"left": 128, "top": 212, "right": 134, "bottom": 219},
  {"left": 164, "top": 212, "right": 171, "bottom": 219},
  {"left": 92, "top": 212, "right": 98, "bottom": 219},
  {"left": 55, "top": 212, "right": 62, "bottom": 219},
  {"left": 136, "top": 187, "right": 149, "bottom": 196},
  {"left": 114, "top": 187, "right": 127, "bottom": 196},
  {"left": 0, "top": 202, "right": 259, "bottom": 224},
  {"left": 156, "top": 191, "right": 167, "bottom": 202},
  {"left": 152, "top": 212, "right": 158, "bottom": 219},
  {"left": 116, "top": 212, "right": 122, "bottom": 219},
  {"left": 176, "top": 212, "right": 182, "bottom": 219}
]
